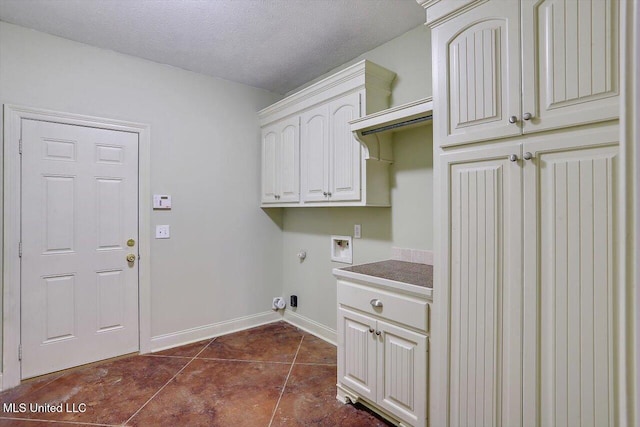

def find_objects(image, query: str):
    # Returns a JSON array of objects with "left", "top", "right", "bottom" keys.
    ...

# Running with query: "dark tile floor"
[{"left": 0, "top": 322, "right": 392, "bottom": 426}]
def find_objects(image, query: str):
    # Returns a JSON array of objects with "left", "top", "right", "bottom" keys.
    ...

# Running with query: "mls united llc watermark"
[{"left": 3, "top": 402, "right": 87, "bottom": 413}]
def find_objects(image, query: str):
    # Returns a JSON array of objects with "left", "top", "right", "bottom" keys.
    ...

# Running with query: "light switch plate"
[
  {"left": 354, "top": 224, "right": 361, "bottom": 239},
  {"left": 153, "top": 195, "right": 172, "bottom": 209},
  {"left": 156, "top": 225, "right": 170, "bottom": 239}
]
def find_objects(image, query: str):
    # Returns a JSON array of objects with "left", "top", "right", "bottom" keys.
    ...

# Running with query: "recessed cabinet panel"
[
  {"left": 378, "top": 320, "right": 427, "bottom": 426},
  {"left": 522, "top": 130, "right": 618, "bottom": 427},
  {"left": 279, "top": 123, "right": 300, "bottom": 202},
  {"left": 301, "top": 105, "right": 330, "bottom": 202},
  {"left": 522, "top": 0, "right": 619, "bottom": 132},
  {"left": 329, "top": 92, "right": 361, "bottom": 201},
  {"left": 445, "top": 146, "right": 523, "bottom": 427},
  {"left": 338, "top": 308, "right": 377, "bottom": 402},
  {"left": 435, "top": 1, "right": 521, "bottom": 146},
  {"left": 261, "top": 128, "right": 279, "bottom": 203}
]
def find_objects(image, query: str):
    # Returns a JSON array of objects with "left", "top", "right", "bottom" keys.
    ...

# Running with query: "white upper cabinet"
[
  {"left": 261, "top": 116, "right": 299, "bottom": 204},
  {"left": 521, "top": 0, "right": 619, "bottom": 132},
  {"left": 430, "top": 0, "right": 619, "bottom": 147},
  {"left": 301, "top": 92, "right": 362, "bottom": 203},
  {"left": 259, "top": 60, "right": 395, "bottom": 207},
  {"left": 300, "top": 103, "right": 330, "bottom": 202},
  {"left": 434, "top": 0, "right": 522, "bottom": 146}
]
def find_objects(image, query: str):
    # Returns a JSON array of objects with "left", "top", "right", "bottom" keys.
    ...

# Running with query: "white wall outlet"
[
  {"left": 354, "top": 224, "right": 361, "bottom": 239},
  {"left": 155, "top": 224, "right": 170, "bottom": 239}
]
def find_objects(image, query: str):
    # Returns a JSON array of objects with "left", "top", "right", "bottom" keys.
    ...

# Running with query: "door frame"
[{"left": 2, "top": 104, "right": 152, "bottom": 390}]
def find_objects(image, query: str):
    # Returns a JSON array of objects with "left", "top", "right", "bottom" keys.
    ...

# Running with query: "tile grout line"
[
  {"left": 121, "top": 337, "right": 217, "bottom": 426},
  {"left": 267, "top": 334, "right": 305, "bottom": 427}
]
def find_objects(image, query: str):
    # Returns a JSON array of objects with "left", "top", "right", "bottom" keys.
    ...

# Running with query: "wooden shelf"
[{"left": 350, "top": 97, "right": 433, "bottom": 161}]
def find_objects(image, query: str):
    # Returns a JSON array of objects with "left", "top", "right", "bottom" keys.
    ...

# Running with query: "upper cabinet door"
[
  {"left": 434, "top": 0, "right": 521, "bottom": 147},
  {"left": 261, "top": 126, "right": 279, "bottom": 204},
  {"left": 278, "top": 118, "right": 300, "bottom": 203},
  {"left": 300, "top": 103, "right": 330, "bottom": 203},
  {"left": 521, "top": 0, "right": 619, "bottom": 133},
  {"left": 329, "top": 91, "right": 362, "bottom": 202}
]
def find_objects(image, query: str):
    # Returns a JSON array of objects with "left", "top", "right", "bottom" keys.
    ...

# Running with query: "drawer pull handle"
[{"left": 370, "top": 299, "right": 383, "bottom": 308}]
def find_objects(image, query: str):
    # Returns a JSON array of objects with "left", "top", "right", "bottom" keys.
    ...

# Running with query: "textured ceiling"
[{"left": 0, "top": 0, "right": 425, "bottom": 94}]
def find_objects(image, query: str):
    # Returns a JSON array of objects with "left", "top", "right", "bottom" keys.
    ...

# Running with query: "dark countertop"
[{"left": 339, "top": 260, "right": 433, "bottom": 289}]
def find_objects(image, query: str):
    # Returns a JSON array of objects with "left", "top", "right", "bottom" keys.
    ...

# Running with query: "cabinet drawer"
[{"left": 337, "top": 280, "right": 429, "bottom": 333}]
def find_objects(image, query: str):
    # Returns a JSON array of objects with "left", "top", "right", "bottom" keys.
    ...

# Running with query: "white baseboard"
[
  {"left": 149, "top": 311, "right": 280, "bottom": 353},
  {"left": 282, "top": 310, "right": 337, "bottom": 346}
]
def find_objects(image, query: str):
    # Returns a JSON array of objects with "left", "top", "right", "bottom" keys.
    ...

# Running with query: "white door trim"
[{"left": 2, "top": 104, "right": 152, "bottom": 390}]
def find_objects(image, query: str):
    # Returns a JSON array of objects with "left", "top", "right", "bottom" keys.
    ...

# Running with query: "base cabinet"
[{"left": 337, "top": 281, "right": 429, "bottom": 427}]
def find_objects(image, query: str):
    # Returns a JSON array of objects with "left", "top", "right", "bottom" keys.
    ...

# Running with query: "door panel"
[
  {"left": 377, "top": 320, "right": 427, "bottom": 426},
  {"left": 261, "top": 126, "right": 278, "bottom": 203},
  {"left": 21, "top": 119, "right": 139, "bottom": 379},
  {"left": 434, "top": 0, "right": 521, "bottom": 146},
  {"left": 444, "top": 145, "right": 522, "bottom": 426},
  {"left": 522, "top": 126, "right": 618, "bottom": 427},
  {"left": 337, "top": 308, "right": 376, "bottom": 402},
  {"left": 301, "top": 105, "right": 329, "bottom": 202},
  {"left": 329, "top": 92, "right": 361, "bottom": 201},
  {"left": 279, "top": 120, "right": 300, "bottom": 202},
  {"left": 521, "top": 0, "right": 619, "bottom": 132}
]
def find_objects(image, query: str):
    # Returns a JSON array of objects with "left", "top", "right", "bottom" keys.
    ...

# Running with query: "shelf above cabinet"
[{"left": 350, "top": 97, "right": 433, "bottom": 162}]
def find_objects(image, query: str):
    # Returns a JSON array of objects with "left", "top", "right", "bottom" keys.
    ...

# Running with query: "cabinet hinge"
[
  {"left": 19, "top": 139, "right": 23, "bottom": 155},
  {"left": 18, "top": 241, "right": 22, "bottom": 258},
  {"left": 18, "top": 345, "right": 22, "bottom": 361}
]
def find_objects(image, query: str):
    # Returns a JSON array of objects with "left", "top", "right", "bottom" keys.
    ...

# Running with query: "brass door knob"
[
  {"left": 127, "top": 239, "right": 135, "bottom": 247},
  {"left": 126, "top": 254, "right": 136, "bottom": 263}
]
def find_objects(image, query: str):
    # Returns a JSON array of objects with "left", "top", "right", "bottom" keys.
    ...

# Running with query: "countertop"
[{"left": 333, "top": 260, "right": 433, "bottom": 299}]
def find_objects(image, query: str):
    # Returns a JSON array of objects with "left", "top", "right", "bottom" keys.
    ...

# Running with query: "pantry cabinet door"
[
  {"left": 329, "top": 91, "right": 362, "bottom": 201},
  {"left": 300, "top": 104, "right": 330, "bottom": 202},
  {"left": 441, "top": 144, "right": 523, "bottom": 427},
  {"left": 521, "top": 0, "right": 619, "bottom": 133},
  {"left": 522, "top": 125, "right": 618, "bottom": 427},
  {"left": 433, "top": 0, "right": 521, "bottom": 147}
]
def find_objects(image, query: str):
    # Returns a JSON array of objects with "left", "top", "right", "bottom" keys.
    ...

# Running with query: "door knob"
[
  {"left": 127, "top": 239, "right": 135, "bottom": 247},
  {"left": 126, "top": 254, "right": 136, "bottom": 263},
  {"left": 523, "top": 152, "right": 533, "bottom": 160},
  {"left": 508, "top": 154, "right": 518, "bottom": 162},
  {"left": 523, "top": 112, "right": 533, "bottom": 121},
  {"left": 508, "top": 115, "right": 518, "bottom": 124}
]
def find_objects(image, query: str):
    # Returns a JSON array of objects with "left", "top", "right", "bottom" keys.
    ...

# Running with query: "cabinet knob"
[
  {"left": 368, "top": 328, "right": 374, "bottom": 333},
  {"left": 508, "top": 115, "right": 518, "bottom": 124},
  {"left": 370, "top": 299, "right": 383, "bottom": 308},
  {"left": 323, "top": 192, "right": 328, "bottom": 196},
  {"left": 327, "top": 192, "right": 332, "bottom": 197},
  {"left": 508, "top": 154, "right": 518, "bottom": 162},
  {"left": 375, "top": 330, "right": 381, "bottom": 336},
  {"left": 523, "top": 112, "right": 533, "bottom": 121},
  {"left": 523, "top": 152, "right": 533, "bottom": 160}
]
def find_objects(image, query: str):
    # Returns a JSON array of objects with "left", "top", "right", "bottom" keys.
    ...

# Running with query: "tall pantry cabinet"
[{"left": 418, "top": 0, "right": 621, "bottom": 426}]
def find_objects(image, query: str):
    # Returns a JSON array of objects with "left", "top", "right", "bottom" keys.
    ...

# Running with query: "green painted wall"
[{"left": 281, "top": 25, "right": 433, "bottom": 330}]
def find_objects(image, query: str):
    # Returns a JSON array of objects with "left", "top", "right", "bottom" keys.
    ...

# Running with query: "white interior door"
[{"left": 21, "top": 119, "right": 139, "bottom": 379}]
